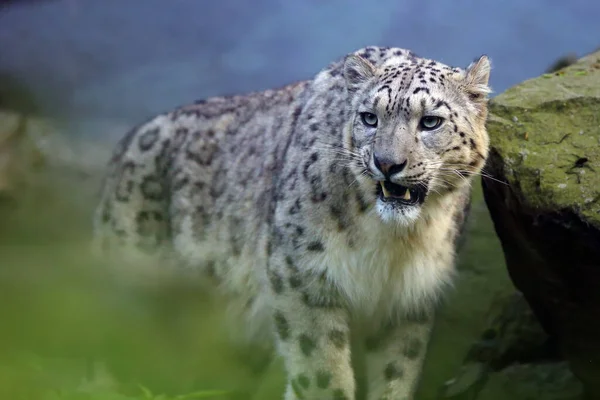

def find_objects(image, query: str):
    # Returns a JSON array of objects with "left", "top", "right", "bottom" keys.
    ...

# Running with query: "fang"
[
  {"left": 381, "top": 182, "right": 391, "bottom": 198},
  {"left": 403, "top": 188, "right": 411, "bottom": 201}
]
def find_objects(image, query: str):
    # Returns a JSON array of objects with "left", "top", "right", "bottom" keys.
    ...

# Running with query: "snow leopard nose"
[{"left": 373, "top": 153, "right": 407, "bottom": 179}]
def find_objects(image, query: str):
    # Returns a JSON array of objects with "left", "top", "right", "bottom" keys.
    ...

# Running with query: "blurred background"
[
  {"left": 0, "top": 1, "right": 598, "bottom": 399},
  {"left": 2, "top": 0, "right": 599, "bottom": 139}
]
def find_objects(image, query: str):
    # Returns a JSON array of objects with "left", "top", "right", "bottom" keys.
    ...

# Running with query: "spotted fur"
[{"left": 93, "top": 46, "right": 491, "bottom": 399}]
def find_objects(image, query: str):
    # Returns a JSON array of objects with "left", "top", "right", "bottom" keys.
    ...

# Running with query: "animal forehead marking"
[
  {"left": 375, "top": 83, "right": 450, "bottom": 118},
  {"left": 368, "top": 59, "right": 459, "bottom": 116}
]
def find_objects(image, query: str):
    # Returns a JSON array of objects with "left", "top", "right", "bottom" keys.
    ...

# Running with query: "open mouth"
[{"left": 375, "top": 180, "right": 426, "bottom": 206}]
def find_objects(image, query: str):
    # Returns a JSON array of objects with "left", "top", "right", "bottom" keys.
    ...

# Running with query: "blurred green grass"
[{"left": 0, "top": 173, "right": 510, "bottom": 400}]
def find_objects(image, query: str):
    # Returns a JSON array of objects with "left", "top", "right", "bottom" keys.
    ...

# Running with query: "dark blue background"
[{"left": 1, "top": 0, "right": 598, "bottom": 138}]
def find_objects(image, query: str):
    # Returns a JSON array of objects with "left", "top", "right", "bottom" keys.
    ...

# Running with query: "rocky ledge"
[{"left": 479, "top": 50, "right": 600, "bottom": 398}]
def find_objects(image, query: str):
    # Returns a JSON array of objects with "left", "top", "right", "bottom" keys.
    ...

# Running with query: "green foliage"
[
  {"left": 0, "top": 172, "right": 507, "bottom": 400},
  {"left": 40, "top": 386, "right": 230, "bottom": 400}
]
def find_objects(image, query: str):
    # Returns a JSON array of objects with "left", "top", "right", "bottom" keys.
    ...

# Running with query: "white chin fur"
[{"left": 376, "top": 198, "right": 422, "bottom": 226}]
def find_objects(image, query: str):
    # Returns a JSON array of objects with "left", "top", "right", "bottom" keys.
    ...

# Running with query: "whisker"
[
  {"left": 347, "top": 168, "right": 370, "bottom": 189},
  {"left": 428, "top": 161, "right": 505, "bottom": 182},
  {"left": 429, "top": 173, "right": 462, "bottom": 190},
  {"left": 446, "top": 169, "right": 508, "bottom": 186},
  {"left": 423, "top": 162, "right": 509, "bottom": 187},
  {"left": 312, "top": 146, "right": 361, "bottom": 160}
]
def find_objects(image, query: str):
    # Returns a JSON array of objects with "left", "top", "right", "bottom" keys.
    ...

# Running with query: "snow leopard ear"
[
  {"left": 463, "top": 55, "right": 492, "bottom": 103},
  {"left": 343, "top": 55, "right": 375, "bottom": 93}
]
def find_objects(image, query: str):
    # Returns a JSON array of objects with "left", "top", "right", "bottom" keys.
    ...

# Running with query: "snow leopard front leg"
[
  {"left": 268, "top": 251, "right": 355, "bottom": 400},
  {"left": 364, "top": 312, "right": 434, "bottom": 400}
]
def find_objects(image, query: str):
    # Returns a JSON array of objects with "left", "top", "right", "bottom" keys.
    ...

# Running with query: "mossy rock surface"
[
  {"left": 486, "top": 50, "right": 600, "bottom": 225},
  {"left": 482, "top": 49, "right": 600, "bottom": 399}
]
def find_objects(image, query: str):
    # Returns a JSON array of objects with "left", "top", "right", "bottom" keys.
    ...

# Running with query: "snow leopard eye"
[
  {"left": 419, "top": 116, "right": 443, "bottom": 130},
  {"left": 360, "top": 112, "right": 378, "bottom": 127}
]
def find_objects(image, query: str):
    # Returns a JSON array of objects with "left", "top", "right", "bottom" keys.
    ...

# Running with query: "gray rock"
[
  {"left": 440, "top": 292, "right": 577, "bottom": 400},
  {"left": 482, "top": 49, "right": 600, "bottom": 397},
  {"left": 477, "top": 362, "right": 582, "bottom": 400}
]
